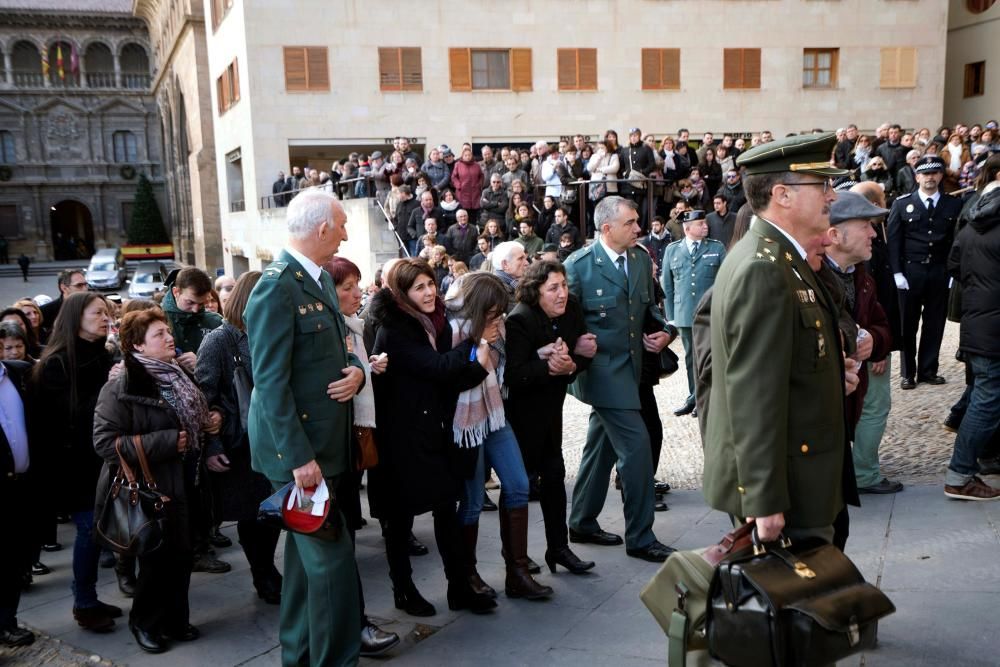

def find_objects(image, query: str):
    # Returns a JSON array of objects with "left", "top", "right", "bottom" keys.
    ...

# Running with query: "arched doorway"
[{"left": 50, "top": 200, "right": 95, "bottom": 260}]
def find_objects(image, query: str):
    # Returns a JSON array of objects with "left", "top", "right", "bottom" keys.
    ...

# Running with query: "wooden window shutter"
[
  {"left": 557, "top": 48, "right": 577, "bottom": 89},
  {"left": 379, "top": 47, "right": 402, "bottom": 90},
  {"left": 216, "top": 75, "right": 225, "bottom": 113},
  {"left": 641, "top": 48, "right": 659, "bottom": 89},
  {"left": 743, "top": 48, "right": 761, "bottom": 89},
  {"left": 879, "top": 48, "right": 897, "bottom": 87},
  {"left": 449, "top": 48, "right": 471, "bottom": 91},
  {"left": 662, "top": 49, "right": 680, "bottom": 89},
  {"left": 284, "top": 47, "right": 308, "bottom": 91},
  {"left": 897, "top": 47, "right": 917, "bottom": 87},
  {"left": 400, "top": 47, "right": 422, "bottom": 91},
  {"left": 306, "top": 47, "right": 329, "bottom": 90},
  {"left": 231, "top": 59, "right": 240, "bottom": 103},
  {"left": 511, "top": 48, "right": 532, "bottom": 91},
  {"left": 578, "top": 48, "right": 597, "bottom": 89},
  {"left": 723, "top": 49, "right": 741, "bottom": 89}
]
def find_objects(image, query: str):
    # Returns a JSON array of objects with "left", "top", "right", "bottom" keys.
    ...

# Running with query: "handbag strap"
[
  {"left": 128, "top": 434, "right": 161, "bottom": 492},
  {"left": 667, "top": 608, "right": 689, "bottom": 667},
  {"left": 114, "top": 437, "right": 138, "bottom": 485}
]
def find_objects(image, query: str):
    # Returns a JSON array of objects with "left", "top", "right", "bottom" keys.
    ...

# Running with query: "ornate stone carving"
[{"left": 46, "top": 109, "right": 86, "bottom": 159}]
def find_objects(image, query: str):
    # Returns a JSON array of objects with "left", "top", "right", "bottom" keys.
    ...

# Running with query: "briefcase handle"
[{"left": 750, "top": 527, "right": 816, "bottom": 580}]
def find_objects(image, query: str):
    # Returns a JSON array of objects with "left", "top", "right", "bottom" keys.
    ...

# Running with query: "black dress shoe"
[
  {"left": 254, "top": 574, "right": 282, "bottom": 605},
  {"left": 482, "top": 492, "right": 498, "bottom": 511},
  {"left": 654, "top": 500, "right": 669, "bottom": 512},
  {"left": 569, "top": 528, "right": 623, "bottom": 546},
  {"left": 673, "top": 401, "right": 695, "bottom": 417},
  {"left": 0, "top": 626, "right": 35, "bottom": 647},
  {"left": 393, "top": 582, "right": 436, "bottom": 617},
  {"left": 208, "top": 527, "right": 232, "bottom": 549},
  {"left": 131, "top": 624, "right": 167, "bottom": 653},
  {"left": 654, "top": 480, "right": 671, "bottom": 495},
  {"left": 360, "top": 621, "right": 400, "bottom": 657},
  {"left": 95, "top": 601, "right": 122, "bottom": 619},
  {"left": 192, "top": 552, "right": 231, "bottom": 573},
  {"left": 918, "top": 374, "right": 946, "bottom": 385},
  {"left": 626, "top": 541, "right": 676, "bottom": 563},
  {"left": 162, "top": 623, "right": 200, "bottom": 642},
  {"left": 40, "top": 543, "right": 62, "bottom": 552},
  {"left": 408, "top": 532, "right": 429, "bottom": 556},
  {"left": 31, "top": 562, "right": 51, "bottom": 576},
  {"left": 858, "top": 478, "right": 904, "bottom": 494},
  {"left": 900, "top": 378, "right": 917, "bottom": 390}
]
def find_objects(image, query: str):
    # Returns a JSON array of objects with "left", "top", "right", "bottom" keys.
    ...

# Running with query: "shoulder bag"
[
  {"left": 95, "top": 435, "right": 170, "bottom": 556},
  {"left": 706, "top": 529, "right": 896, "bottom": 667},
  {"left": 629, "top": 150, "right": 648, "bottom": 190},
  {"left": 224, "top": 326, "right": 253, "bottom": 443}
]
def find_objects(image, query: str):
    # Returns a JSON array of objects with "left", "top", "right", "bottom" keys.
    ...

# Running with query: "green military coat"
[
  {"left": 703, "top": 218, "right": 847, "bottom": 529},
  {"left": 244, "top": 250, "right": 364, "bottom": 482},
  {"left": 661, "top": 237, "right": 726, "bottom": 327},
  {"left": 564, "top": 241, "right": 668, "bottom": 410}
]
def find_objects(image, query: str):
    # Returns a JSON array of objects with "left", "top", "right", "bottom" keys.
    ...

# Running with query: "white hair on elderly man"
[
  {"left": 491, "top": 241, "right": 523, "bottom": 270},
  {"left": 286, "top": 190, "right": 341, "bottom": 240}
]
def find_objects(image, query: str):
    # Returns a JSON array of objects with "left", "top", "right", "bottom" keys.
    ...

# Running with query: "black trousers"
[
  {"left": 901, "top": 262, "right": 949, "bottom": 380},
  {"left": 384, "top": 501, "right": 462, "bottom": 588},
  {"left": 236, "top": 518, "right": 281, "bottom": 583},
  {"left": 639, "top": 382, "right": 664, "bottom": 472},
  {"left": 0, "top": 476, "right": 35, "bottom": 630},
  {"left": 131, "top": 507, "right": 193, "bottom": 633},
  {"left": 536, "top": 440, "right": 569, "bottom": 550}
]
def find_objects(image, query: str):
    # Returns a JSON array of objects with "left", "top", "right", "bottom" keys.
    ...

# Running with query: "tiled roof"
[{"left": 0, "top": 0, "right": 132, "bottom": 13}]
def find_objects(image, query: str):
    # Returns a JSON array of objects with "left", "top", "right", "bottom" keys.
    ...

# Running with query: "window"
[
  {"left": 0, "top": 205, "right": 19, "bottom": 237},
  {"left": 216, "top": 59, "right": 240, "bottom": 114},
  {"left": 226, "top": 148, "right": 245, "bottom": 213},
  {"left": 120, "top": 43, "right": 151, "bottom": 89},
  {"left": 112, "top": 131, "right": 138, "bottom": 163},
  {"left": 449, "top": 48, "right": 532, "bottom": 92},
  {"left": 803, "top": 48, "right": 838, "bottom": 88},
  {"left": 378, "top": 47, "right": 422, "bottom": 91},
  {"left": 557, "top": 48, "right": 597, "bottom": 91},
  {"left": 283, "top": 47, "right": 329, "bottom": 92},
  {"left": 723, "top": 48, "right": 761, "bottom": 90},
  {"left": 879, "top": 47, "right": 917, "bottom": 88},
  {"left": 966, "top": 0, "right": 996, "bottom": 14},
  {"left": 964, "top": 61, "right": 986, "bottom": 97},
  {"left": 211, "top": 0, "right": 235, "bottom": 30},
  {"left": 641, "top": 48, "right": 681, "bottom": 90},
  {"left": 0, "top": 131, "right": 15, "bottom": 164}
]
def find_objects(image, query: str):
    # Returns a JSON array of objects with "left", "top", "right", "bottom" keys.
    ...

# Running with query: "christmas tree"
[{"left": 127, "top": 174, "right": 169, "bottom": 244}]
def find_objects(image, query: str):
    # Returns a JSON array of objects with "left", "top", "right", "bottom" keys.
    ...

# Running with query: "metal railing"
[{"left": 259, "top": 175, "right": 375, "bottom": 209}]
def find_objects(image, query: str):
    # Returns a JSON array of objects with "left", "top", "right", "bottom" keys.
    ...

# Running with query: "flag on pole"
[
  {"left": 41, "top": 48, "right": 49, "bottom": 78},
  {"left": 70, "top": 44, "right": 79, "bottom": 75},
  {"left": 57, "top": 44, "right": 65, "bottom": 81}
]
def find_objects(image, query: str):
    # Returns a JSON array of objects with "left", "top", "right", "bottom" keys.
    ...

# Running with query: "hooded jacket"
[
  {"left": 949, "top": 185, "right": 1000, "bottom": 359},
  {"left": 162, "top": 286, "right": 224, "bottom": 353}
]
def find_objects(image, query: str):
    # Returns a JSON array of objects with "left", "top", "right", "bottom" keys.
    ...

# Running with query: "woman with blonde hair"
[{"left": 13, "top": 299, "right": 44, "bottom": 347}]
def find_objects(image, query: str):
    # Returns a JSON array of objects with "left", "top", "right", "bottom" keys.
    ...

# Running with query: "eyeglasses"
[
  {"left": 69, "top": 282, "right": 89, "bottom": 290},
  {"left": 787, "top": 179, "right": 833, "bottom": 194}
]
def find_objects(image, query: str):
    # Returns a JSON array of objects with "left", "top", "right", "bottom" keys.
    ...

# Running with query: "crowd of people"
[{"left": 1, "top": 119, "right": 998, "bottom": 666}]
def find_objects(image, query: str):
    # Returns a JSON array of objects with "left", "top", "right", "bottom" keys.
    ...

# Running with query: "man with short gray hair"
[
  {"left": 492, "top": 240, "right": 528, "bottom": 311},
  {"left": 245, "top": 190, "right": 365, "bottom": 665}
]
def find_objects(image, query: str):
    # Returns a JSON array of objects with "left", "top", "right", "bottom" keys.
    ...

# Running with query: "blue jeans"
[
  {"left": 70, "top": 510, "right": 100, "bottom": 608},
  {"left": 946, "top": 354, "right": 1000, "bottom": 486},
  {"left": 458, "top": 423, "right": 529, "bottom": 525},
  {"left": 853, "top": 355, "right": 892, "bottom": 488}
]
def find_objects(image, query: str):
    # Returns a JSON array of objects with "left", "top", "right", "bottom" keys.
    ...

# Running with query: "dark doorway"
[{"left": 50, "top": 200, "right": 95, "bottom": 260}]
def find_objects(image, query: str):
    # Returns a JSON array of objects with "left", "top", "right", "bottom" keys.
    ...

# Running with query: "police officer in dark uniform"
[{"left": 887, "top": 156, "right": 963, "bottom": 389}]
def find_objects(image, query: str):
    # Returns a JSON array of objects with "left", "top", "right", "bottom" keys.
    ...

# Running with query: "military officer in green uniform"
[
  {"left": 245, "top": 190, "right": 365, "bottom": 666},
  {"left": 565, "top": 196, "right": 678, "bottom": 563},
  {"left": 704, "top": 133, "right": 855, "bottom": 544},
  {"left": 661, "top": 209, "right": 726, "bottom": 417}
]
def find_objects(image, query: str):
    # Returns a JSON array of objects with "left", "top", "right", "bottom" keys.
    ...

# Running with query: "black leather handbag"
[
  {"left": 707, "top": 531, "right": 895, "bottom": 667},
  {"left": 95, "top": 435, "right": 170, "bottom": 556}
]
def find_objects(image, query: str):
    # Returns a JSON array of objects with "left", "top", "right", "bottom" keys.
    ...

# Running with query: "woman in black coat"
[
  {"left": 30, "top": 293, "right": 118, "bottom": 633},
  {"left": 368, "top": 258, "right": 495, "bottom": 617},
  {"left": 194, "top": 271, "right": 283, "bottom": 606},
  {"left": 504, "top": 260, "right": 595, "bottom": 574},
  {"left": 94, "top": 308, "right": 218, "bottom": 654}
]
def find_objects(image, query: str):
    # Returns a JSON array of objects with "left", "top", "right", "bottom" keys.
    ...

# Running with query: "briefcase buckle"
[{"left": 793, "top": 561, "right": 816, "bottom": 579}]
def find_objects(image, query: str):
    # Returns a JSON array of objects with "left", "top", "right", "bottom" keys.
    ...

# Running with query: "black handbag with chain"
[
  {"left": 706, "top": 530, "right": 895, "bottom": 667},
  {"left": 95, "top": 435, "right": 170, "bottom": 556}
]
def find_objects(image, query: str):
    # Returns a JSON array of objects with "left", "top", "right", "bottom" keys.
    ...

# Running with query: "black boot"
[
  {"left": 446, "top": 579, "right": 497, "bottom": 614},
  {"left": 115, "top": 555, "right": 137, "bottom": 598},
  {"left": 393, "top": 579, "right": 436, "bottom": 617},
  {"left": 460, "top": 522, "right": 496, "bottom": 599},
  {"left": 544, "top": 545, "right": 595, "bottom": 575},
  {"left": 501, "top": 506, "right": 553, "bottom": 600}
]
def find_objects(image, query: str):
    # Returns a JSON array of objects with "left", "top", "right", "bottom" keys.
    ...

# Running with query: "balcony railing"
[
  {"left": 122, "top": 73, "right": 151, "bottom": 89},
  {"left": 86, "top": 71, "right": 116, "bottom": 88},
  {"left": 12, "top": 71, "right": 44, "bottom": 86},
  {"left": 8, "top": 69, "right": 149, "bottom": 90}
]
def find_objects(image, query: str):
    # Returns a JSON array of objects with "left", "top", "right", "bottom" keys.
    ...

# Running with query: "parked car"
[
  {"left": 86, "top": 248, "right": 127, "bottom": 290},
  {"left": 127, "top": 261, "right": 166, "bottom": 299}
]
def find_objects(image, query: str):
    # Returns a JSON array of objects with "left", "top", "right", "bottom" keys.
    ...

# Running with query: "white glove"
[{"left": 893, "top": 273, "right": 909, "bottom": 290}]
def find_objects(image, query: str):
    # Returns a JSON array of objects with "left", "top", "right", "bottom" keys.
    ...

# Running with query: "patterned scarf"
[
  {"left": 343, "top": 315, "right": 376, "bottom": 428},
  {"left": 132, "top": 353, "right": 210, "bottom": 448}
]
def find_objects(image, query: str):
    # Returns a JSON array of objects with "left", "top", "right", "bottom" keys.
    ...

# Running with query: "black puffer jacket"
[{"left": 949, "top": 186, "right": 1000, "bottom": 359}]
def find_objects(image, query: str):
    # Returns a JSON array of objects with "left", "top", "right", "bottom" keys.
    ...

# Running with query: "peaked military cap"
[
  {"left": 829, "top": 191, "right": 889, "bottom": 225},
  {"left": 683, "top": 209, "right": 707, "bottom": 222},
  {"left": 915, "top": 155, "right": 946, "bottom": 173},
  {"left": 736, "top": 132, "right": 847, "bottom": 177}
]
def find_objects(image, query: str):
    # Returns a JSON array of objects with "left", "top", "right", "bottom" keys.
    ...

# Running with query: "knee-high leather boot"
[
  {"left": 461, "top": 522, "right": 497, "bottom": 599},
  {"left": 500, "top": 506, "right": 552, "bottom": 600}
]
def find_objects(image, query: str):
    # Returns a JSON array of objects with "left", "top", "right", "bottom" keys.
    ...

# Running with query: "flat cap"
[
  {"left": 829, "top": 191, "right": 889, "bottom": 225},
  {"left": 915, "top": 156, "right": 945, "bottom": 173},
  {"left": 370, "top": 150, "right": 384, "bottom": 160},
  {"left": 735, "top": 132, "right": 847, "bottom": 177}
]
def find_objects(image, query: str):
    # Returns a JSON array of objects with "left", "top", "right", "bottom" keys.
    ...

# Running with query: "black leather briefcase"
[{"left": 706, "top": 532, "right": 895, "bottom": 667}]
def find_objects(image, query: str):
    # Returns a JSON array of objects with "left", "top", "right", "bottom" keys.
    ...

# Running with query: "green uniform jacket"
[
  {"left": 244, "top": 250, "right": 364, "bottom": 482},
  {"left": 565, "top": 241, "right": 668, "bottom": 410},
  {"left": 703, "top": 218, "right": 846, "bottom": 529},
  {"left": 661, "top": 238, "right": 726, "bottom": 327}
]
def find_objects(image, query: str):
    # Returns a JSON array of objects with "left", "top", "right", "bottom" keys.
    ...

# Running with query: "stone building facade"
[
  {"left": 0, "top": 0, "right": 165, "bottom": 261},
  {"left": 133, "top": 0, "right": 222, "bottom": 270},
  {"left": 203, "top": 0, "right": 950, "bottom": 278},
  {"left": 944, "top": 0, "right": 1000, "bottom": 125}
]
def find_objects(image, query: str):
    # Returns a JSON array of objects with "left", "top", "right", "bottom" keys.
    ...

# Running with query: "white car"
[{"left": 127, "top": 262, "right": 166, "bottom": 299}]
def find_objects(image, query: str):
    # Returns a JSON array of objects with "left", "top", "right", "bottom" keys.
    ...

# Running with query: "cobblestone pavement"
[{"left": 561, "top": 321, "right": 965, "bottom": 489}]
